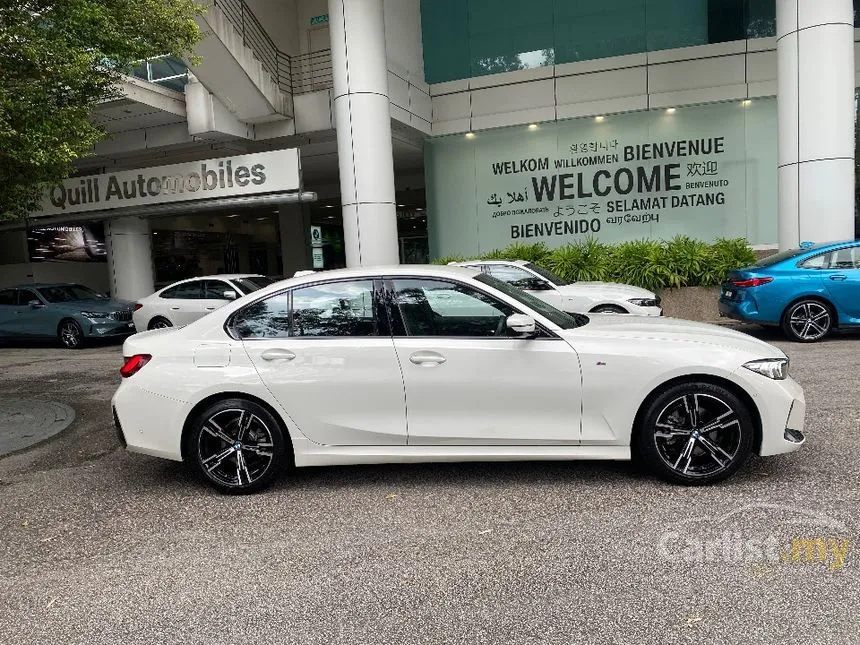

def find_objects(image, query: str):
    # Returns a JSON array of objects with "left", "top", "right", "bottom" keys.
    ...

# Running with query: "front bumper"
[
  {"left": 626, "top": 304, "right": 663, "bottom": 317},
  {"left": 83, "top": 318, "right": 136, "bottom": 338},
  {"left": 732, "top": 367, "right": 806, "bottom": 456}
]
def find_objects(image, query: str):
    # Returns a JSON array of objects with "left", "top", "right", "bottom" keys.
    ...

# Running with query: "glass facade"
[
  {"left": 425, "top": 99, "right": 778, "bottom": 257},
  {"left": 421, "top": 0, "right": 780, "bottom": 84}
]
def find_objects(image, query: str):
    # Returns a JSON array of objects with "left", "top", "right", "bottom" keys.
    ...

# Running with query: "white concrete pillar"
[
  {"left": 105, "top": 216, "right": 154, "bottom": 301},
  {"left": 328, "top": 0, "right": 400, "bottom": 266},
  {"left": 777, "top": 0, "right": 856, "bottom": 250}
]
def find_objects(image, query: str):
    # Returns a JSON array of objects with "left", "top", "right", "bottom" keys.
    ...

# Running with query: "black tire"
[
  {"left": 591, "top": 304, "right": 628, "bottom": 314},
  {"left": 634, "top": 381, "right": 754, "bottom": 486},
  {"left": 148, "top": 316, "right": 173, "bottom": 330},
  {"left": 780, "top": 299, "right": 833, "bottom": 343},
  {"left": 58, "top": 319, "right": 85, "bottom": 350},
  {"left": 187, "top": 398, "right": 288, "bottom": 494}
]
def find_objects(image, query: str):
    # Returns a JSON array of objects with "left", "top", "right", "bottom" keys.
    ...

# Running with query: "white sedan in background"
[
  {"left": 452, "top": 260, "right": 662, "bottom": 315},
  {"left": 113, "top": 265, "right": 805, "bottom": 494},
  {"left": 132, "top": 274, "right": 276, "bottom": 330}
]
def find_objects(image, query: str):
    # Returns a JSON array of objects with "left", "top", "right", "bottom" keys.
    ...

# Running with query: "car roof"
[
  {"left": 163, "top": 274, "right": 264, "bottom": 287},
  {"left": 450, "top": 259, "right": 529, "bottom": 266},
  {"left": 251, "top": 265, "right": 482, "bottom": 296},
  {"left": 5, "top": 283, "right": 81, "bottom": 289}
]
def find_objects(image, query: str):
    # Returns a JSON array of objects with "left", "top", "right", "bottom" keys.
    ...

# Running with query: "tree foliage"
[{"left": 0, "top": 0, "right": 204, "bottom": 220}]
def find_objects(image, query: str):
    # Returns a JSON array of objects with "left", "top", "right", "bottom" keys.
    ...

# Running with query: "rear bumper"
[{"left": 112, "top": 381, "right": 186, "bottom": 461}]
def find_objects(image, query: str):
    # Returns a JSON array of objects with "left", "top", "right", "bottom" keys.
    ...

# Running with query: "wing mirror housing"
[
  {"left": 223, "top": 290, "right": 238, "bottom": 301},
  {"left": 506, "top": 313, "right": 536, "bottom": 337},
  {"left": 28, "top": 300, "right": 45, "bottom": 309}
]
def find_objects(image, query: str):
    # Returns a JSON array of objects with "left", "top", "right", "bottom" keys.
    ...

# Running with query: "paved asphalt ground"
[{"left": 0, "top": 328, "right": 858, "bottom": 645}]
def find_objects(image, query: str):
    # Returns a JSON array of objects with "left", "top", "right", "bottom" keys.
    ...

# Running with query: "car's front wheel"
[
  {"left": 188, "top": 398, "right": 288, "bottom": 494},
  {"left": 635, "top": 382, "right": 754, "bottom": 485},
  {"left": 58, "top": 319, "right": 85, "bottom": 350},
  {"left": 591, "top": 304, "right": 627, "bottom": 314},
  {"left": 781, "top": 299, "right": 833, "bottom": 342}
]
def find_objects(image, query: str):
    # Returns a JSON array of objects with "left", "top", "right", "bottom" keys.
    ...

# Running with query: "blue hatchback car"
[
  {"left": 719, "top": 240, "right": 860, "bottom": 342},
  {"left": 0, "top": 283, "right": 135, "bottom": 349}
]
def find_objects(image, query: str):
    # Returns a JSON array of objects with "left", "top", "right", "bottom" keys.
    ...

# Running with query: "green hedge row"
[{"left": 433, "top": 236, "right": 758, "bottom": 292}]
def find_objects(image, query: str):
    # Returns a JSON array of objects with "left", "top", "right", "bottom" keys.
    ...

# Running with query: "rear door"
[
  {"left": 236, "top": 278, "right": 407, "bottom": 445},
  {"left": 820, "top": 245, "right": 860, "bottom": 320},
  {"left": 0, "top": 289, "right": 17, "bottom": 336},
  {"left": 159, "top": 280, "right": 206, "bottom": 326}
]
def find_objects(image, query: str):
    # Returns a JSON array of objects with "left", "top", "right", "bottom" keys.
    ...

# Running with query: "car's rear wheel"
[
  {"left": 635, "top": 382, "right": 754, "bottom": 485},
  {"left": 591, "top": 304, "right": 627, "bottom": 314},
  {"left": 148, "top": 316, "right": 172, "bottom": 330},
  {"left": 58, "top": 319, "right": 85, "bottom": 350},
  {"left": 188, "top": 398, "right": 288, "bottom": 494},
  {"left": 781, "top": 299, "right": 832, "bottom": 342}
]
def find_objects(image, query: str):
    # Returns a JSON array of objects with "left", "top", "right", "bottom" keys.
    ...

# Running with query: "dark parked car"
[{"left": 0, "top": 283, "right": 135, "bottom": 349}]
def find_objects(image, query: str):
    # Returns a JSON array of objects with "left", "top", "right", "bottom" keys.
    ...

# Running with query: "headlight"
[
  {"left": 628, "top": 297, "right": 660, "bottom": 307},
  {"left": 80, "top": 311, "right": 108, "bottom": 319},
  {"left": 743, "top": 358, "right": 789, "bottom": 380}
]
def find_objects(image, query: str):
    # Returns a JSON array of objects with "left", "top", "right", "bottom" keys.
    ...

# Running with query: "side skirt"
[{"left": 292, "top": 441, "right": 630, "bottom": 468}]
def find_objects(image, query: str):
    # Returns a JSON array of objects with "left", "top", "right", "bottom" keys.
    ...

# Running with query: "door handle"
[
  {"left": 829, "top": 274, "right": 847, "bottom": 281},
  {"left": 261, "top": 348, "right": 296, "bottom": 362},
  {"left": 204, "top": 306, "right": 217, "bottom": 310},
  {"left": 409, "top": 351, "right": 446, "bottom": 366},
  {"left": 170, "top": 306, "right": 180, "bottom": 310}
]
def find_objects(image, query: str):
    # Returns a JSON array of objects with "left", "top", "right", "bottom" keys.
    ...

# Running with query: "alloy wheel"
[
  {"left": 60, "top": 321, "right": 82, "bottom": 349},
  {"left": 787, "top": 301, "right": 830, "bottom": 341},
  {"left": 653, "top": 393, "right": 742, "bottom": 478},
  {"left": 197, "top": 409, "right": 275, "bottom": 488}
]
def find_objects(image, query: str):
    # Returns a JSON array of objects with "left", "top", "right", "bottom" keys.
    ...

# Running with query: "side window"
[
  {"left": 799, "top": 253, "right": 830, "bottom": 269},
  {"left": 18, "top": 289, "right": 40, "bottom": 305},
  {"left": 486, "top": 265, "right": 551, "bottom": 291},
  {"left": 161, "top": 281, "right": 204, "bottom": 299},
  {"left": 204, "top": 280, "right": 233, "bottom": 299},
  {"left": 391, "top": 278, "right": 516, "bottom": 337},
  {"left": 0, "top": 290, "right": 16, "bottom": 306},
  {"left": 231, "top": 293, "right": 290, "bottom": 339},
  {"left": 830, "top": 247, "right": 860, "bottom": 270},
  {"left": 292, "top": 280, "right": 376, "bottom": 337}
]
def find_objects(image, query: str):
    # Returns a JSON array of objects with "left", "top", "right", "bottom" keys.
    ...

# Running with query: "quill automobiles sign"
[{"left": 34, "top": 149, "right": 301, "bottom": 217}]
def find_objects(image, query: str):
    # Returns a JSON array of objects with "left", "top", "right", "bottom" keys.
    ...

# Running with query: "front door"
[
  {"left": 236, "top": 279, "right": 407, "bottom": 446},
  {"left": 387, "top": 277, "right": 582, "bottom": 445},
  {"left": 12, "top": 288, "right": 49, "bottom": 337},
  {"left": 821, "top": 245, "right": 860, "bottom": 320},
  {"left": 161, "top": 280, "right": 208, "bottom": 326}
]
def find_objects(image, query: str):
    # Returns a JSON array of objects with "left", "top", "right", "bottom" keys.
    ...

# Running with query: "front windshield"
[
  {"left": 525, "top": 262, "right": 567, "bottom": 286},
  {"left": 476, "top": 274, "right": 586, "bottom": 329},
  {"left": 231, "top": 276, "right": 278, "bottom": 294},
  {"left": 38, "top": 285, "right": 103, "bottom": 303}
]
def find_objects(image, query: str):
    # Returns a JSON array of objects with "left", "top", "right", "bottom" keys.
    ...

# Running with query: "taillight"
[
  {"left": 133, "top": 303, "right": 143, "bottom": 312},
  {"left": 120, "top": 354, "right": 151, "bottom": 378},
  {"left": 730, "top": 277, "right": 773, "bottom": 288}
]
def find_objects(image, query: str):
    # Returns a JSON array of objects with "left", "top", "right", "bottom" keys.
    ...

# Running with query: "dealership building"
[{"left": 1, "top": 0, "right": 859, "bottom": 300}]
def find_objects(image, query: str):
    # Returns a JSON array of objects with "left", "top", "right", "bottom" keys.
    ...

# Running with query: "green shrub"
[{"left": 436, "top": 236, "right": 758, "bottom": 291}]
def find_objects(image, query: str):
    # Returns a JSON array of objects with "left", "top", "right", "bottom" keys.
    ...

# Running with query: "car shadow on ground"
[
  {"left": 0, "top": 337, "right": 126, "bottom": 351},
  {"left": 721, "top": 322, "right": 860, "bottom": 342}
]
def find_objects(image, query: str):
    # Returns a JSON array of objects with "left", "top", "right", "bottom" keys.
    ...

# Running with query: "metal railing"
[
  {"left": 213, "top": 0, "right": 311, "bottom": 95},
  {"left": 290, "top": 49, "right": 333, "bottom": 94}
]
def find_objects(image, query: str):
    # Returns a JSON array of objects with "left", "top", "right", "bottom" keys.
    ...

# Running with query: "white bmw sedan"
[
  {"left": 132, "top": 274, "right": 277, "bottom": 331},
  {"left": 113, "top": 265, "right": 805, "bottom": 494},
  {"left": 453, "top": 260, "right": 662, "bottom": 315}
]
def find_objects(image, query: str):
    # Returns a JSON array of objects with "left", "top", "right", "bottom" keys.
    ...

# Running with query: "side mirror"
[
  {"left": 223, "top": 290, "right": 238, "bottom": 301},
  {"left": 521, "top": 278, "right": 552, "bottom": 291},
  {"left": 506, "top": 313, "right": 536, "bottom": 337},
  {"left": 28, "top": 300, "right": 44, "bottom": 309}
]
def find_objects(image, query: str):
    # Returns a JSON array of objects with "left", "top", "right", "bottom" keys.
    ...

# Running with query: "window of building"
[{"left": 421, "top": 0, "right": 782, "bottom": 84}]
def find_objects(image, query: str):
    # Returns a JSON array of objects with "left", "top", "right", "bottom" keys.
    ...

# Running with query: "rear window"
[{"left": 753, "top": 248, "right": 808, "bottom": 267}]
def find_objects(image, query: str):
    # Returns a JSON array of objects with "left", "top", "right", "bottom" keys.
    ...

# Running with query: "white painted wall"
[
  {"left": 383, "top": 0, "right": 424, "bottom": 84},
  {"left": 297, "top": 0, "right": 329, "bottom": 55},
  {"left": 246, "top": 0, "right": 301, "bottom": 56}
]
